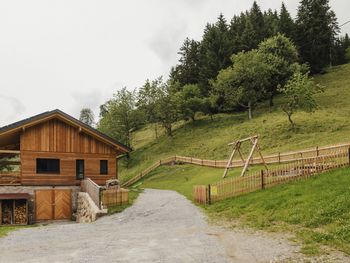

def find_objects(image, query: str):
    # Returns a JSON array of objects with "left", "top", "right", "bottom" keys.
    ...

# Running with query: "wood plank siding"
[{"left": 20, "top": 119, "right": 117, "bottom": 186}]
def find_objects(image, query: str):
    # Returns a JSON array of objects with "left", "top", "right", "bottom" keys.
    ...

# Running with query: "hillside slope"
[{"left": 120, "top": 63, "right": 350, "bottom": 183}]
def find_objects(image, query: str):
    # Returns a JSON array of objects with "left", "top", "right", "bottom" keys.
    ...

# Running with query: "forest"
[{"left": 78, "top": 0, "right": 350, "bottom": 148}]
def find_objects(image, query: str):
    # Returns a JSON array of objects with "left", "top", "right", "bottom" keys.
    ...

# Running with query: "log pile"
[
  {"left": 2, "top": 202, "right": 13, "bottom": 224},
  {"left": 14, "top": 201, "right": 27, "bottom": 225}
]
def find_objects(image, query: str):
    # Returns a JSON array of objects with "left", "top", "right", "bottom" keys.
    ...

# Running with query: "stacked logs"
[
  {"left": 14, "top": 201, "right": 27, "bottom": 225},
  {"left": 2, "top": 203, "right": 13, "bottom": 224}
]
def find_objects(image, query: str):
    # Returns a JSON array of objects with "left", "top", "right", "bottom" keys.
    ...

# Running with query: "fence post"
[
  {"left": 261, "top": 170, "right": 265, "bottom": 190},
  {"left": 207, "top": 184, "right": 211, "bottom": 205},
  {"left": 348, "top": 147, "right": 350, "bottom": 166},
  {"left": 278, "top": 152, "right": 281, "bottom": 164},
  {"left": 316, "top": 146, "right": 319, "bottom": 157}
]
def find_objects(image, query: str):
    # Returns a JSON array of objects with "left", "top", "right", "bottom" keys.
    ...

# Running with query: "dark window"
[
  {"left": 36, "top": 159, "right": 60, "bottom": 174},
  {"left": 100, "top": 160, "right": 108, "bottom": 175},
  {"left": 76, "top": 160, "right": 85, "bottom": 180}
]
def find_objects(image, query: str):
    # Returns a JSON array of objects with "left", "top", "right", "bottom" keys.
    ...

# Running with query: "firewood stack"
[
  {"left": 2, "top": 204, "right": 12, "bottom": 224},
  {"left": 14, "top": 202, "right": 27, "bottom": 225}
]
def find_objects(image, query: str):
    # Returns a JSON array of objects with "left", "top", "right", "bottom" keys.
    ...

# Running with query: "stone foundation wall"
[{"left": 76, "top": 192, "right": 107, "bottom": 223}]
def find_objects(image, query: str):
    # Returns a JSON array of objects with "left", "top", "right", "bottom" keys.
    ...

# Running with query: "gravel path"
[{"left": 0, "top": 189, "right": 347, "bottom": 262}]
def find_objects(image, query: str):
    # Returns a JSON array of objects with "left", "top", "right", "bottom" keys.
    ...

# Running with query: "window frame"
[
  {"left": 36, "top": 158, "right": 60, "bottom": 174},
  {"left": 100, "top": 160, "right": 108, "bottom": 175},
  {"left": 76, "top": 159, "right": 85, "bottom": 180}
]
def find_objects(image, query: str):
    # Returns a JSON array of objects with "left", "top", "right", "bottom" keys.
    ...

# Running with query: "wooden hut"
[{"left": 0, "top": 109, "right": 130, "bottom": 223}]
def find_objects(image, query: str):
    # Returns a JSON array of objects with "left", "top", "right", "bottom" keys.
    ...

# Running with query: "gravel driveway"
[{"left": 0, "top": 189, "right": 347, "bottom": 262}]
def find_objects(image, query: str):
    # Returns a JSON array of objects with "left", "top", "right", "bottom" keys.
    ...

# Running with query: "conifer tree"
[
  {"left": 198, "top": 14, "right": 232, "bottom": 95},
  {"left": 171, "top": 38, "right": 200, "bottom": 87},
  {"left": 278, "top": 2, "right": 296, "bottom": 41},
  {"left": 296, "top": 0, "right": 339, "bottom": 73}
]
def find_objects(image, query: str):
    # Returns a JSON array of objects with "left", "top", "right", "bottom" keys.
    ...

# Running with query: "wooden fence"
[
  {"left": 102, "top": 188, "right": 129, "bottom": 208},
  {"left": 122, "top": 143, "right": 350, "bottom": 187},
  {"left": 194, "top": 149, "right": 350, "bottom": 204},
  {"left": 81, "top": 178, "right": 102, "bottom": 209}
]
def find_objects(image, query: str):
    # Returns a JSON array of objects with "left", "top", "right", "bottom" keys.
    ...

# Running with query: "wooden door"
[
  {"left": 35, "top": 189, "right": 71, "bottom": 221},
  {"left": 35, "top": 190, "right": 54, "bottom": 220},
  {"left": 54, "top": 189, "right": 71, "bottom": 220}
]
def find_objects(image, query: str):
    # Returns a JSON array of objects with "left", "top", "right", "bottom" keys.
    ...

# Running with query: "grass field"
[
  {"left": 139, "top": 164, "right": 266, "bottom": 199},
  {"left": 120, "top": 63, "right": 350, "bottom": 183},
  {"left": 0, "top": 226, "right": 30, "bottom": 238},
  {"left": 204, "top": 167, "right": 350, "bottom": 255}
]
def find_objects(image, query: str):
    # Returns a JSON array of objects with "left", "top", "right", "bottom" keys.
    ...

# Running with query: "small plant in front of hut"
[{"left": 279, "top": 70, "right": 323, "bottom": 129}]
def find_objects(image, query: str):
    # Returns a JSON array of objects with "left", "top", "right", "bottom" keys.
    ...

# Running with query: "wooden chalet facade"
[{"left": 0, "top": 109, "right": 130, "bottom": 223}]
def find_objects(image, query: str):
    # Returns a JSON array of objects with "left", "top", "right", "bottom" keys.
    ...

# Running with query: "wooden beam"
[
  {"left": 0, "top": 150, "right": 20, "bottom": 154},
  {"left": 223, "top": 142, "right": 239, "bottom": 178},
  {"left": 240, "top": 138, "right": 258, "bottom": 177},
  {"left": 228, "top": 135, "right": 258, "bottom": 146},
  {"left": 256, "top": 143, "right": 269, "bottom": 171}
]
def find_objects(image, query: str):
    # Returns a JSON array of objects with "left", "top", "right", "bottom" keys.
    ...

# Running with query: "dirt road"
[{"left": 0, "top": 189, "right": 345, "bottom": 262}]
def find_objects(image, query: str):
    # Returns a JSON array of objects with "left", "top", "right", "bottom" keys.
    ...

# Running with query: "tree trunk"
[
  {"left": 164, "top": 123, "right": 172, "bottom": 137},
  {"left": 154, "top": 123, "right": 158, "bottom": 140},
  {"left": 248, "top": 101, "right": 252, "bottom": 120},
  {"left": 288, "top": 113, "right": 295, "bottom": 128},
  {"left": 269, "top": 94, "right": 274, "bottom": 107}
]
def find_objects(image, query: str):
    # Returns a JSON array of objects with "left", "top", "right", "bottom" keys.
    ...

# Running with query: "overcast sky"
[{"left": 0, "top": 0, "right": 349, "bottom": 126}]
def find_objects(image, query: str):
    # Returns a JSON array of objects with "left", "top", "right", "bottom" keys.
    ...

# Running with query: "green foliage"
[
  {"left": 79, "top": 108, "right": 94, "bottom": 126},
  {"left": 120, "top": 63, "right": 350, "bottom": 184},
  {"left": 278, "top": 2, "right": 295, "bottom": 41},
  {"left": 198, "top": 14, "right": 232, "bottom": 94},
  {"left": 212, "top": 49, "right": 273, "bottom": 119},
  {"left": 137, "top": 78, "right": 163, "bottom": 139},
  {"left": 279, "top": 71, "right": 323, "bottom": 127},
  {"left": 296, "top": 0, "right": 339, "bottom": 73},
  {"left": 258, "top": 33, "right": 299, "bottom": 106},
  {"left": 346, "top": 47, "right": 350, "bottom": 62},
  {"left": 170, "top": 38, "right": 200, "bottom": 87},
  {"left": 205, "top": 168, "right": 350, "bottom": 255},
  {"left": 153, "top": 80, "right": 180, "bottom": 137},
  {"left": 176, "top": 84, "right": 207, "bottom": 122},
  {"left": 98, "top": 88, "right": 141, "bottom": 147}
]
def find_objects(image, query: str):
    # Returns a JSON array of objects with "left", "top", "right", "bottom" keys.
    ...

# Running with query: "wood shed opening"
[{"left": 0, "top": 194, "right": 29, "bottom": 225}]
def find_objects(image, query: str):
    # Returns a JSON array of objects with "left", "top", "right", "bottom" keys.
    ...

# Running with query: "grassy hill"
[
  {"left": 205, "top": 168, "right": 350, "bottom": 255},
  {"left": 120, "top": 63, "right": 350, "bottom": 256},
  {"left": 120, "top": 63, "right": 350, "bottom": 183}
]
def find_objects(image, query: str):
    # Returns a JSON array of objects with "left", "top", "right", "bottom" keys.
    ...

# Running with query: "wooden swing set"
[{"left": 222, "top": 135, "right": 268, "bottom": 178}]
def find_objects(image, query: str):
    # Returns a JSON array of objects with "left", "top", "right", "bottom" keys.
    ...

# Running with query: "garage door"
[{"left": 35, "top": 189, "right": 71, "bottom": 221}]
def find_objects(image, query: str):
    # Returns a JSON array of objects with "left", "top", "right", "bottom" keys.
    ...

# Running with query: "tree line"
[{"left": 79, "top": 0, "right": 350, "bottom": 148}]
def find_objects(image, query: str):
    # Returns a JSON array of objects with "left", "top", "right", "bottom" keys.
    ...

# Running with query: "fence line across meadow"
[
  {"left": 193, "top": 149, "right": 350, "bottom": 204},
  {"left": 122, "top": 142, "right": 350, "bottom": 187}
]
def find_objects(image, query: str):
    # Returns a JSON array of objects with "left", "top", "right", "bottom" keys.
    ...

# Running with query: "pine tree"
[
  {"left": 296, "top": 0, "right": 339, "bottom": 73},
  {"left": 229, "top": 13, "right": 247, "bottom": 53},
  {"left": 171, "top": 38, "right": 200, "bottom": 86},
  {"left": 344, "top": 33, "right": 350, "bottom": 49},
  {"left": 278, "top": 2, "right": 296, "bottom": 41},
  {"left": 240, "top": 1, "right": 269, "bottom": 51},
  {"left": 198, "top": 14, "right": 232, "bottom": 95},
  {"left": 264, "top": 9, "right": 279, "bottom": 38}
]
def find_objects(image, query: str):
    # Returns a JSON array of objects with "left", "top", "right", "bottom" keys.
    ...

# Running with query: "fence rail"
[
  {"left": 102, "top": 188, "right": 129, "bottom": 208},
  {"left": 122, "top": 143, "right": 350, "bottom": 187},
  {"left": 81, "top": 178, "right": 102, "bottom": 209},
  {"left": 194, "top": 149, "right": 350, "bottom": 204}
]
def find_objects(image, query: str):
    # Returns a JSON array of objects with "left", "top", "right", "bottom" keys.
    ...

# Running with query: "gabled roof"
[{"left": 0, "top": 109, "right": 131, "bottom": 153}]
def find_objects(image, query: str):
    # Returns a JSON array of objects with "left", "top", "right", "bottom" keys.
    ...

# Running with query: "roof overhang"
[
  {"left": 0, "top": 193, "right": 30, "bottom": 200},
  {"left": 0, "top": 109, "right": 131, "bottom": 154}
]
